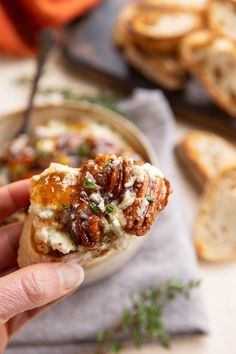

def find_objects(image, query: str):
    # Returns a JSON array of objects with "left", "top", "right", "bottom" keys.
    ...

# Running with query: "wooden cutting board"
[{"left": 62, "top": 0, "right": 236, "bottom": 138}]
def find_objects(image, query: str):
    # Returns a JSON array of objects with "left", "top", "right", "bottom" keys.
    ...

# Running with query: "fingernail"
[{"left": 57, "top": 264, "right": 84, "bottom": 290}]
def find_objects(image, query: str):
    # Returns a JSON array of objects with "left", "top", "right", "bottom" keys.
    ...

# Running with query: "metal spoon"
[{"left": 18, "top": 28, "right": 57, "bottom": 136}]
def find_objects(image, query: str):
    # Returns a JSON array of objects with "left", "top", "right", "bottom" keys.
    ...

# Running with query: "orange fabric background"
[{"left": 0, "top": 0, "right": 100, "bottom": 56}]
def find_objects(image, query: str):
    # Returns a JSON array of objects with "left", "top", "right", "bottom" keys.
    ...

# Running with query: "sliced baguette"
[
  {"left": 180, "top": 29, "right": 236, "bottom": 118},
  {"left": 124, "top": 43, "right": 186, "bottom": 90},
  {"left": 195, "top": 166, "right": 236, "bottom": 261},
  {"left": 127, "top": 9, "right": 204, "bottom": 54},
  {"left": 144, "top": 0, "right": 208, "bottom": 12},
  {"left": 17, "top": 215, "right": 109, "bottom": 268},
  {"left": 208, "top": 0, "right": 236, "bottom": 42},
  {"left": 176, "top": 130, "right": 236, "bottom": 189}
]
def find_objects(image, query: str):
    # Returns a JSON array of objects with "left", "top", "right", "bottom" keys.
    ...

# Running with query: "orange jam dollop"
[{"left": 30, "top": 172, "right": 78, "bottom": 207}]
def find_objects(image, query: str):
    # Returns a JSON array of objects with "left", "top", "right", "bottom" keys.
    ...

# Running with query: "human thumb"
[{"left": 0, "top": 263, "right": 84, "bottom": 324}]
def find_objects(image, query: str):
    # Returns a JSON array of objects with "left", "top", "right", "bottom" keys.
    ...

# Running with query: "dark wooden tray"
[{"left": 62, "top": 0, "right": 236, "bottom": 138}]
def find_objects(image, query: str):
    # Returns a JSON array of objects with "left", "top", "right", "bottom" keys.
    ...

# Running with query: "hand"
[{"left": 0, "top": 180, "right": 84, "bottom": 353}]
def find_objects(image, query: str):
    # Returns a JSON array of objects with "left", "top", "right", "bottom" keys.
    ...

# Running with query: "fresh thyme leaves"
[
  {"left": 103, "top": 161, "right": 110, "bottom": 169},
  {"left": 15, "top": 75, "right": 125, "bottom": 115},
  {"left": 62, "top": 203, "right": 70, "bottom": 210},
  {"left": 106, "top": 204, "right": 116, "bottom": 214},
  {"left": 89, "top": 202, "right": 99, "bottom": 214},
  {"left": 95, "top": 279, "right": 201, "bottom": 354},
  {"left": 85, "top": 180, "right": 98, "bottom": 190},
  {"left": 79, "top": 143, "right": 90, "bottom": 156},
  {"left": 146, "top": 196, "right": 155, "bottom": 203}
]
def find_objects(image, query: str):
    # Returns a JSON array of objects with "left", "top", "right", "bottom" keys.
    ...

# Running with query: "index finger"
[
  {"left": 0, "top": 222, "right": 23, "bottom": 271},
  {"left": 0, "top": 180, "right": 30, "bottom": 222}
]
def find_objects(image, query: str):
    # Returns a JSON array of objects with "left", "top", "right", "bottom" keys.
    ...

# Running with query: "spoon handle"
[{"left": 19, "top": 28, "right": 57, "bottom": 135}]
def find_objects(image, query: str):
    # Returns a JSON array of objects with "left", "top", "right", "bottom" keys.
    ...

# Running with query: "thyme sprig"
[
  {"left": 95, "top": 279, "right": 200, "bottom": 354},
  {"left": 15, "top": 75, "right": 124, "bottom": 115}
]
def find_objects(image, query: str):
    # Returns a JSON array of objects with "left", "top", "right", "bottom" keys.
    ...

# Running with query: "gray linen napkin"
[{"left": 7, "top": 89, "right": 207, "bottom": 354}]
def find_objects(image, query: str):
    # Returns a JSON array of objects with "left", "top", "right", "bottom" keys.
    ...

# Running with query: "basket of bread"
[{"left": 114, "top": 0, "right": 236, "bottom": 118}]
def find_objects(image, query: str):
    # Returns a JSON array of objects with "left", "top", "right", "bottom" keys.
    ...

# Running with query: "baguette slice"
[
  {"left": 124, "top": 43, "right": 186, "bottom": 90},
  {"left": 18, "top": 215, "right": 105, "bottom": 268},
  {"left": 18, "top": 158, "right": 171, "bottom": 268},
  {"left": 144, "top": 0, "right": 208, "bottom": 12},
  {"left": 176, "top": 131, "right": 236, "bottom": 189},
  {"left": 208, "top": 0, "right": 236, "bottom": 42},
  {"left": 127, "top": 9, "right": 204, "bottom": 54},
  {"left": 195, "top": 166, "right": 236, "bottom": 261},
  {"left": 180, "top": 29, "right": 236, "bottom": 118}
]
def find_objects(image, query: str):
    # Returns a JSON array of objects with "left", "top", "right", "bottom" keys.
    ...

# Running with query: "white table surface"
[{"left": 1, "top": 51, "right": 236, "bottom": 354}]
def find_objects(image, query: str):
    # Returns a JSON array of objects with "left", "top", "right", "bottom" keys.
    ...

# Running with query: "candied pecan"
[
  {"left": 72, "top": 208, "right": 102, "bottom": 248},
  {"left": 68, "top": 177, "right": 105, "bottom": 247},
  {"left": 123, "top": 176, "right": 171, "bottom": 236},
  {"left": 69, "top": 154, "right": 171, "bottom": 247}
]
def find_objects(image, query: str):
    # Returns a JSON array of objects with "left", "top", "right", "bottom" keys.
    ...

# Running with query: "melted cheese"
[
  {"left": 36, "top": 139, "right": 55, "bottom": 153},
  {"left": 90, "top": 192, "right": 106, "bottom": 212},
  {"left": 34, "top": 224, "right": 76, "bottom": 254},
  {"left": 30, "top": 201, "right": 76, "bottom": 254},
  {"left": 10, "top": 134, "right": 29, "bottom": 155},
  {"left": 34, "top": 119, "right": 127, "bottom": 149},
  {"left": 35, "top": 121, "right": 70, "bottom": 138},
  {"left": 137, "top": 198, "right": 149, "bottom": 219},
  {"left": 125, "top": 163, "right": 164, "bottom": 187},
  {"left": 118, "top": 190, "right": 135, "bottom": 209},
  {"left": 108, "top": 210, "right": 135, "bottom": 250},
  {"left": 29, "top": 204, "right": 56, "bottom": 219}
]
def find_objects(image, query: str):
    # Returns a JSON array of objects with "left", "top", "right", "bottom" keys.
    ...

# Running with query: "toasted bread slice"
[
  {"left": 144, "top": 0, "right": 208, "bottom": 12},
  {"left": 176, "top": 131, "right": 236, "bottom": 189},
  {"left": 195, "top": 166, "right": 236, "bottom": 261},
  {"left": 124, "top": 43, "right": 186, "bottom": 90},
  {"left": 180, "top": 30, "right": 236, "bottom": 118},
  {"left": 17, "top": 215, "right": 108, "bottom": 268},
  {"left": 18, "top": 158, "right": 171, "bottom": 268},
  {"left": 127, "top": 9, "right": 204, "bottom": 54},
  {"left": 208, "top": 0, "right": 236, "bottom": 42}
]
